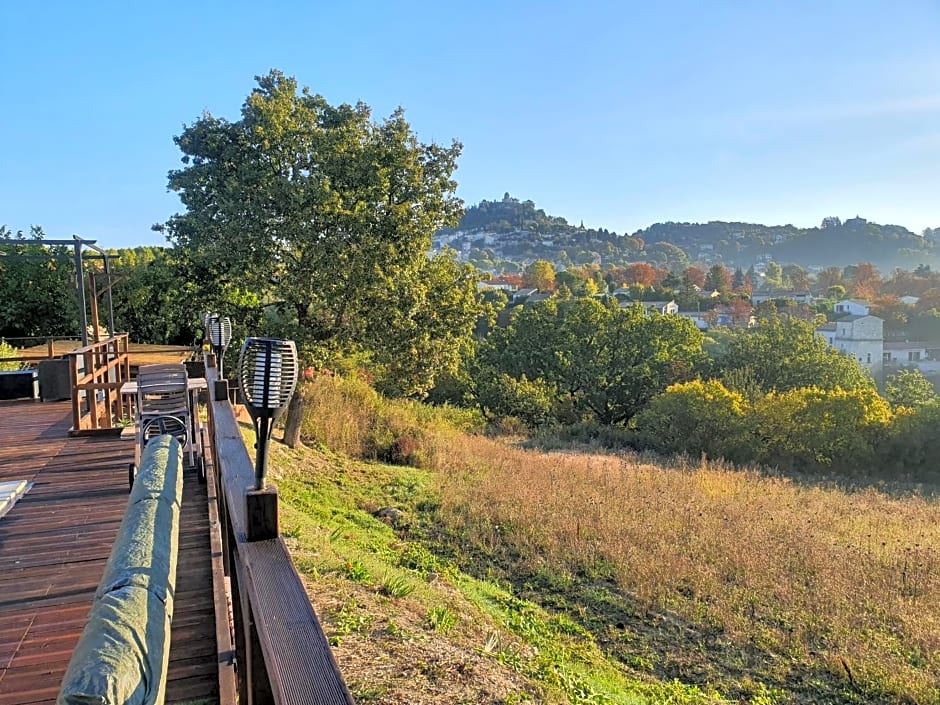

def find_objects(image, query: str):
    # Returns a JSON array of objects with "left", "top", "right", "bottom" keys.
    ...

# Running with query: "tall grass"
[
  {"left": 301, "top": 374, "right": 940, "bottom": 702},
  {"left": 435, "top": 436, "right": 940, "bottom": 702},
  {"left": 299, "top": 373, "right": 483, "bottom": 467}
]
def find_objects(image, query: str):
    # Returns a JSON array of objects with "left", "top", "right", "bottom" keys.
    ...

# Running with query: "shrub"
[
  {"left": 0, "top": 340, "right": 23, "bottom": 372},
  {"left": 633, "top": 380, "right": 754, "bottom": 464},
  {"left": 301, "top": 373, "right": 484, "bottom": 467},
  {"left": 754, "top": 386, "right": 892, "bottom": 473}
]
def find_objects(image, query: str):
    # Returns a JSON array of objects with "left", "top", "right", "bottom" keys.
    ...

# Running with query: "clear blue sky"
[{"left": 2, "top": 1, "right": 939, "bottom": 248}]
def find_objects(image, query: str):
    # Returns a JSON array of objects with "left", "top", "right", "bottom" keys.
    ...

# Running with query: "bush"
[
  {"left": 878, "top": 401, "right": 940, "bottom": 481},
  {"left": 0, "top": 340, "right": 23, "bottom": 372},
  {"left": 300, "top": 373, "right": 484, "bottom": 467},
  {"left": 633, "top": 380, "right": 754, "bottom": 463},
  {"left": 754, "top": 386, "right": 892, "bottom": 473}
]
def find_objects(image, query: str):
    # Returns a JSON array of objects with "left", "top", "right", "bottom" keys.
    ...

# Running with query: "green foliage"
[
  {"left": 878, "top": 401, "right": 940, "bottom": 481},
  {"left": 885, "top": 368, "right": 937, "bottom": 409},
  {"left": 427, "top": 606, "right": 457, "bottom": 634},
  {"left": 633, "top": 380, "right": 753, "bottom": 463},
  {"left": 0, "top": 340, "right": 23, "bottom": 372},
  {"left": 476, "top": 298, "right": 707, "bottom": 425},
  {"left": 717, "top": 316, "right": 875, "bottom": 394},
  {"left": 754, "top": 387, "right": 892, "bottom": 472},
  {"left": 161, "top": 70, "right": 484, "bottom": 396},
  {"left": 380, "top": 573, "right": 416, "bottom": 598},
  {"left": 474, "top": 372, "right": 558, "bottom": 427},
  {"left": 341, "top": 559, "right": 372, "bottom": 583},
  {"left": 108, "top": 247, "right": 202, "bottom": 344},
  {"left": 0, "top": 227, "right": 79, "bottom": 338}
]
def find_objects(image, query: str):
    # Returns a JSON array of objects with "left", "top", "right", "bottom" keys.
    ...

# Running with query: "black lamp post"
[
  {"left": 238, "top": 338, "right": 298, "bottom": 490},
  {"left": 208, "top": 315, "right": 233, "bottom": 375}
]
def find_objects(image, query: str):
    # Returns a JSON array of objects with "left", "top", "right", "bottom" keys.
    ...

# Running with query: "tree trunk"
[{"left": 282, "top": 388, "right": 305, "bottom": 448}]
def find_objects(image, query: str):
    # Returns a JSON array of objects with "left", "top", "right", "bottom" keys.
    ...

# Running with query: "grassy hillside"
[{"left": 267, "top": 376, "right": 940, "bottom": 704}]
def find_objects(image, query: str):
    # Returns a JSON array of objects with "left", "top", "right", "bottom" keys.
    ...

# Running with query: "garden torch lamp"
[
  {"left": 208, "top": 315, "right": 233, "bottom": 375},
  {"left": 238, "top": 338, "right": 299, "bottom": 490},
  {"left": 202, "top": 312, "right": 216, "bottom": 345}
]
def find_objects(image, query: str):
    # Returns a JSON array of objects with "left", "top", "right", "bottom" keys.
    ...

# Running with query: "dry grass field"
[
  {"left": 433, "top": 434, "right": 940, "bottom": 702},
  {"left": 291, "top": 375, "right": 940, "bottom": 703}
]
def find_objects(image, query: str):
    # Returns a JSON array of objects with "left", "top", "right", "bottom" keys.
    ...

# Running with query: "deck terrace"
[{"left": 0, "top": 400, "right": 219, "bottom": 705}]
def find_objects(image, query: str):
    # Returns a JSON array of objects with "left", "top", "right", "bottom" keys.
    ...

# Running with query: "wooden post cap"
[{"left": 245, "top": 486, "right": 279, "bottom": 542}]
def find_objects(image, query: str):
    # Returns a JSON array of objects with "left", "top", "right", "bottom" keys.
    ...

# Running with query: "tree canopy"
[
  {"left": 717, "top": 316, "right": 875, "bottom": 394},
  {"left": 159, "top": 70, "right": 484, "bottom": 396}
]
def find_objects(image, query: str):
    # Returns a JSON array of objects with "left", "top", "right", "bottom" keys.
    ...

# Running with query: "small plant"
[
  {"left": 380, "top": 573, "right": 416, "bottom": 598},
  {"left": 341, "top": 559, "right": 371, "bottom": 583},
  {"left": 398, "top": 543, "right": 440, "bottom": 576},
  {"left": 330, "top": 599, "right": 374, "bottom": 646},
  {"left": 427, "top": 605, "right": 457, "bottom": 634},
  {"left": 281, "top": 524, "right": 302, "bottom": 539}
]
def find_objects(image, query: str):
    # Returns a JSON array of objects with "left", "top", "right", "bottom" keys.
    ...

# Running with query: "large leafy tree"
[
  {"left": 477, "top": 298, "right": 707, "bottom": 424},
  {"left": 717, "top": 316, "right": 875, "bottom": 394},
  {"left": 160, "top": 71, "right": 483, "bottom": 422}
]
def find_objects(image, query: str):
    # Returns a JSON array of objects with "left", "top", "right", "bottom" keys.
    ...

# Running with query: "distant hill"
[{"left": 435, "top": 194, "right": 938, "bottom": 272}]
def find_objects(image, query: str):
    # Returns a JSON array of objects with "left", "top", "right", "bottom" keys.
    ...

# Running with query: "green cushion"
[
  {"left": 57, "top": 586, "right": 170, "bottom": 705},
  {"left": 57, "top": 434, "right": 182, "bottom": 705}
]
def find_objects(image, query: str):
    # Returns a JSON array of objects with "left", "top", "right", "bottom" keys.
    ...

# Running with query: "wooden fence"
[{"left": 204, "top": 360, "right": 355, "bottom": 705}]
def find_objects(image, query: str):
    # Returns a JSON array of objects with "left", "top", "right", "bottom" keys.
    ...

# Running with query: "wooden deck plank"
[{"left": 0, "top": 400, "right": 219, "bottom": 704}]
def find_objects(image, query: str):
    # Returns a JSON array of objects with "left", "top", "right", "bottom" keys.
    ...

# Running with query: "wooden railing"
[
  {"left": 67, "top": 334, "right": 132, "bottom": 434},
  {"left": 0, "top": 337, "right": 59, "bottom": 364},
  {"left": 205, "top": 361, "right": 355, "bottom": 705}
]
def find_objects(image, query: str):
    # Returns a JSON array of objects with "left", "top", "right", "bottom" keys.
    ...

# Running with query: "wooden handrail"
[
  {"left": 205, "top": 363, "right": 355, "bottom": 705},
  {"left": 66, "top": 334, "right": 132, "bottom": 434}
]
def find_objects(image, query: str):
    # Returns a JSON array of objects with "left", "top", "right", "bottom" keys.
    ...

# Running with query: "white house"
[
  {"left": 818, "top": 314, "right": 884, "bottom": 377},
  {"left": 899, "top": 296, "right": 920, "bottom": 306},
  {"left": 678, "top": 311, "right": 710, "bottom": 330},
  {"left": 883, "top": 341, "right": 932, "bottom": 365},
  {"left": 833, "top": 299, "right": 870, "bottom": 316},
  {"left": 620, "top": 300, "right": 679, "bottom": 316}
]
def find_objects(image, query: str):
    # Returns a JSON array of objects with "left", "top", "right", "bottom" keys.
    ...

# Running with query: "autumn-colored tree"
[
  {"left": 815, "top": 266, "right": 843, "bottom": 294},
  {"left": 523, "top": 259, "right": 557, "bottom": 291},
  {"left": 849, "top": 262, "right": 881, "bottom": 300},
  {"left": 624, "top": 262, "right": 660, "bottom": 287},
  {"left": 682, "top": 265, "right": 706, "bottom": 289}
]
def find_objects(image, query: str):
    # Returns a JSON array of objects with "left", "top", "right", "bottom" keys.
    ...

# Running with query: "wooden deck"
[{"left": 0, "top": 401, "right": 219, "bottom": 704}]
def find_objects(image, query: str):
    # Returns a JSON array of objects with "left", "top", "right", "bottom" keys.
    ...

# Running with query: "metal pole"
[
  {"left": 73, "top": 236, "right": 88, "bottom": 347},
  {"left": 89, "top": 270, "right": 101, "bottom": 343},
  {"left": 103, "top": 253, "right": 115, "bottom": 336}
]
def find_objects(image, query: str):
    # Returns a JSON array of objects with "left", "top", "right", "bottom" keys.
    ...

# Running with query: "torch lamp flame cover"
[
  {"left": 209, "top": 316, "right": 233, "bottom": 349},
  {"left": 238, "top": 338, "right": 299, "bottom": 414}
]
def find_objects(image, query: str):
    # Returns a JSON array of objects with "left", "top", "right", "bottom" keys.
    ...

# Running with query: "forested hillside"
[{"left": 435, "top": 195, "right": 939, "bottom": 271}]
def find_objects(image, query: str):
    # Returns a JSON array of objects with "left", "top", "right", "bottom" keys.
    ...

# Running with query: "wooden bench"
[{"left": 57, "top": 435, "right": 183, "bottom": 705}]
